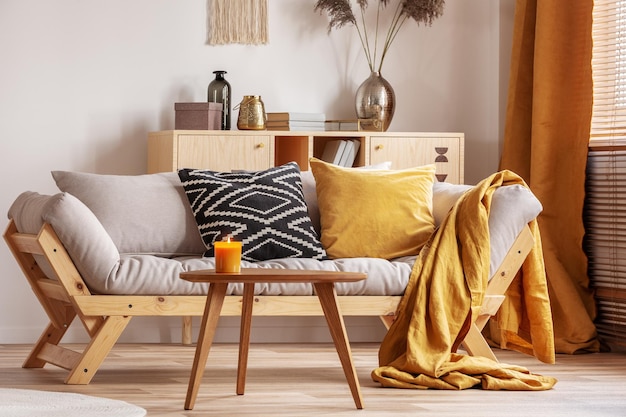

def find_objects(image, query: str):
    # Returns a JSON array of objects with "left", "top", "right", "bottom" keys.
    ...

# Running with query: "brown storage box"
[{"left": 175, "top": 102, "right": 223, "bottom": 130}]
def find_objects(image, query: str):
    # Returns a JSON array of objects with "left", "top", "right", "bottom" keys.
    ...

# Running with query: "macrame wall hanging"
[{"left": 208, "top": 0, "right": 269, "bottom": 45}]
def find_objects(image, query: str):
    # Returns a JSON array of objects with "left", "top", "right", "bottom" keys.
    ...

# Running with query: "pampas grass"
[{"left": 314, "top": 0, "right": 444, "bottom": 72}]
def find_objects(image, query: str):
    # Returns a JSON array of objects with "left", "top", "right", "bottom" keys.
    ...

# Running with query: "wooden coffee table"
[{"left": 180, "top": 268, "right": 367, "bottom": 410}]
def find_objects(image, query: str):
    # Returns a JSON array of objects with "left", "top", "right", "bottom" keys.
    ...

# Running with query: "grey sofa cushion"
[
  {"left": 8, "top": 191, "right": 120, "bottom": 289},
  {"left": 488, "top": 184, "right": 542, "bottom": 275},
  {"left": 52, "top": 171, "right": 205, "bottom": 256},
  {"left": 8, "top": 191, "right": 56, "bottom": 235},
  {"left": 432, "top": 182, "right": 473, "bottom": 226},
  {"left": 431, "top": 181, "right": 543, "bottom": 276},
  {"left": 95, "top": 254, "right": 415, "bottom": 296},
  {"left": 44, "top": 193, "right": 121, "bottom": 285},
  {"left": 8, "top": 191, "right": 65, "bottom": 281}
]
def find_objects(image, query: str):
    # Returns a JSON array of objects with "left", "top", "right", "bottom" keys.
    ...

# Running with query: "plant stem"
[
  {"left": 358, "top": 6, "right": 374, "bottom": 72},
  {"left": 377, "top": 2, "right": 407, "bottom": 72},
  {"left": 373, "top": 2, "right": 383, "bottom": 73}
]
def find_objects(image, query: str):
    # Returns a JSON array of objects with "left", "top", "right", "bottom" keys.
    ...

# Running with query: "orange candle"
[{"left": 214, "top": 237, "right": 242, "bottom": 273}]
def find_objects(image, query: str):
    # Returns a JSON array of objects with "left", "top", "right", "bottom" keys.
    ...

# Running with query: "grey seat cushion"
[{"left": 101, "top": 255, "right": 415, "bottom": 296}]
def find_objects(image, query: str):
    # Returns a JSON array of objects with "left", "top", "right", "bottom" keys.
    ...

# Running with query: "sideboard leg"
[{"left": 182, "top": 316, "right": 193, "bottom": 345}]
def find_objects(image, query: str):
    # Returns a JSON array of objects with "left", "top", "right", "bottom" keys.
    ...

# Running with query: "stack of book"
[
  {"left": 266, "top": 112, "right": 326, "bottom": 131},
  {"left": 320, "top": 139, "right": 361, "bottom": 167}
]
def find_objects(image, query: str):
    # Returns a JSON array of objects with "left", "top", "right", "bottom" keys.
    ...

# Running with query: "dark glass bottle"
[{"left": 207, "top": 70, "right": 231, "bottom": 130}]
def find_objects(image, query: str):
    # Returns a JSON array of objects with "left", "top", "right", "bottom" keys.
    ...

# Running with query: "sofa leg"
[
  {"left": 379, "top": 314, "right": 395, "bottom": 330},
  {"left": 65, "top": 315, "right": 131, "bottom": 384},
  {"left": 460, "top": 322, "right": 498, "bottom": 362},
  {"left": 182, "top": 316, "right": 193, "bottom": 345},
  {"left": 23, "top": 319, "right": 74, "bottom": 369}
]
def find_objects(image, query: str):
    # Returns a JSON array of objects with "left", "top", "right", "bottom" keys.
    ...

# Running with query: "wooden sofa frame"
[{"left": 4, "top": 219, "right": 534, "bottom": 385}]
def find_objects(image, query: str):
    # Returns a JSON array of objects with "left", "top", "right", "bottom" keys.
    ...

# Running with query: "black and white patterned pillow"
[{"left": 178, "top": 162, "right": 326, "bottom": 262}]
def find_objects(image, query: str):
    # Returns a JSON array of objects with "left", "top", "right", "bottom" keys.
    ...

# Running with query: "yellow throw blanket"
[{"left": 371, "top": 171, "right": 557, "bottom": 390}]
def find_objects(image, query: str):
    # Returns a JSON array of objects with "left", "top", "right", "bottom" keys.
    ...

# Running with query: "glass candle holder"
[{"left": 214, "top": 239, "right": 242, "bottom": 273}]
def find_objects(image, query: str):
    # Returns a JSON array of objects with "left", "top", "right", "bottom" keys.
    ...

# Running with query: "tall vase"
[
  {"left": 208, "top": 70, "right": 232, "bottom": 130},
  {"left": 355, "top": 71, "right": 395, "bottom": 131}
]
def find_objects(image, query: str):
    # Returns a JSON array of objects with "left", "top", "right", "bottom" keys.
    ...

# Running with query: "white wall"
[{"left": 0, "top": 0, "right": 513, "bottom": 344}]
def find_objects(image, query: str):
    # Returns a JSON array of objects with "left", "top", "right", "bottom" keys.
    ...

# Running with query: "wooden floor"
[{"left": 0, "top": 343, "right": 625, "bottom": 416}]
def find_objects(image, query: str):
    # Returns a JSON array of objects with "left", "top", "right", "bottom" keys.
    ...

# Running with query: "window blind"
[
  {"left": 591, "top": 0, "right": 626, "bottom": 145},
  {"left": 584, "top": 150, "right": 626, "bottom": 347},
  {"left": 586, "top": 0, "right": 626, "bottom": 348}
]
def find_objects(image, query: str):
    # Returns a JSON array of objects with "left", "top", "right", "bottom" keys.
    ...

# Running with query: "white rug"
[{"left": 0, "top": 388, "right": 146, "bottom": 417}]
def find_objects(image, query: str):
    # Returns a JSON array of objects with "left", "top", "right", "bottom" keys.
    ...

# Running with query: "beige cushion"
[
  {"left": 8, "top": 191, "right": 120, "bottom": 293},
  {"left": 432, "top": 182, "right": 472, "bottom": 226},
  {"left": 52, "top": 171, "right": 205, "bottom": 255},
  {"left": 310, "top": 158, "right": 436, "bottom": 259}
]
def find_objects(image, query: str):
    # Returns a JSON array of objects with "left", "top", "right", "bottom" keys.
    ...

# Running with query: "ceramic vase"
[{"left": 355, "top": 71, "right": 395, "bottom": 131}]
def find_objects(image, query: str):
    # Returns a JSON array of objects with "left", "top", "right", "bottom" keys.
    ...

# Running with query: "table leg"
[
  {"left": 237, "top": 282, "right": 255, "bottom": 395},
  {"left": 184, "top": 282, "right": 228, "bottom": 410},
  {"left": 314, "top": 282, "right": 364, "bottom": 409}
]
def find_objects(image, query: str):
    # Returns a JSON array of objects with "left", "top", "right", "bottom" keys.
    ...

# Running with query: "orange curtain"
[{"left": 499, "top": 0, "right": 600, "bottom": 353}]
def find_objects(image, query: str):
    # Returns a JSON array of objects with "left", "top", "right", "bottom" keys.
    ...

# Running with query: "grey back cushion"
[{"left": 52, "top": 171, "right": 206, "bottom": 255}]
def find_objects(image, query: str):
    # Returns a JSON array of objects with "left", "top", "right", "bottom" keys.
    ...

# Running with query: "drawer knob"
[
  {"left": 376, "top": 144, "right": 384, "bottom": 150},
  {"left": 257, "top": 143, "right": 265, "bottom": 148}
]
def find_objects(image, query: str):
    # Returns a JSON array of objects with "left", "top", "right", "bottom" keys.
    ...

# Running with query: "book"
[
  {"left": 325, "top": 120, "right": 360, "bottom": 131},
  {"left": 266, "top": 120, "right": 326, "bottom": 126},
  {"left": 267, "top": 126, "right": 327, "bottom": 131},
  {"left": 266, "top": 112, "right": 326, "bottom": 122},
  {"left": 325, "top": 119, "right": 384, "bottom": 132},
  {"left": 266, "top": 120, "right": 327, "bottom": 131},
  {"left": 338, "top": 139, "right": 361, "bottom": 167},
  {"left": 321, "top": 140, "right": 348, "bottom": 165}
]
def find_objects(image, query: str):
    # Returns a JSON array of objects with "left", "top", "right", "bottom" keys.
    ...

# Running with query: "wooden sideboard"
[{"left": 147, "top": 130, "right": 464, "bottom": 183}]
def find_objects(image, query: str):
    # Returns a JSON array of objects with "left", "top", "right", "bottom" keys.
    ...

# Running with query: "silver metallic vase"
[{"left": 355, "top": 71, "right": 395, "bottom": 131}]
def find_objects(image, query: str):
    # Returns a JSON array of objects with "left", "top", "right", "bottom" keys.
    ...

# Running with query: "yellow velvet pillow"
[{"left": 309, "top": 158, "right": 436, "bottom": 259}]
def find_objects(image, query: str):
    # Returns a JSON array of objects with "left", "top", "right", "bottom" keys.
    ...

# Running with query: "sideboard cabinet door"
[
  {"left": 148, "top": 131, "right": 271, "bottom": 173},
  {"left": 177, "top": 134, "right": 271, "bottom": 172},
  {"left": 369, "top": 135, "right": 463, "bottom": 183}
]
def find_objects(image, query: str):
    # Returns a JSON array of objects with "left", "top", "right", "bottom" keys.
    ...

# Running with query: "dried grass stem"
[{"left": 314, "top": 0, "right": 445, "bottom": 72}]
